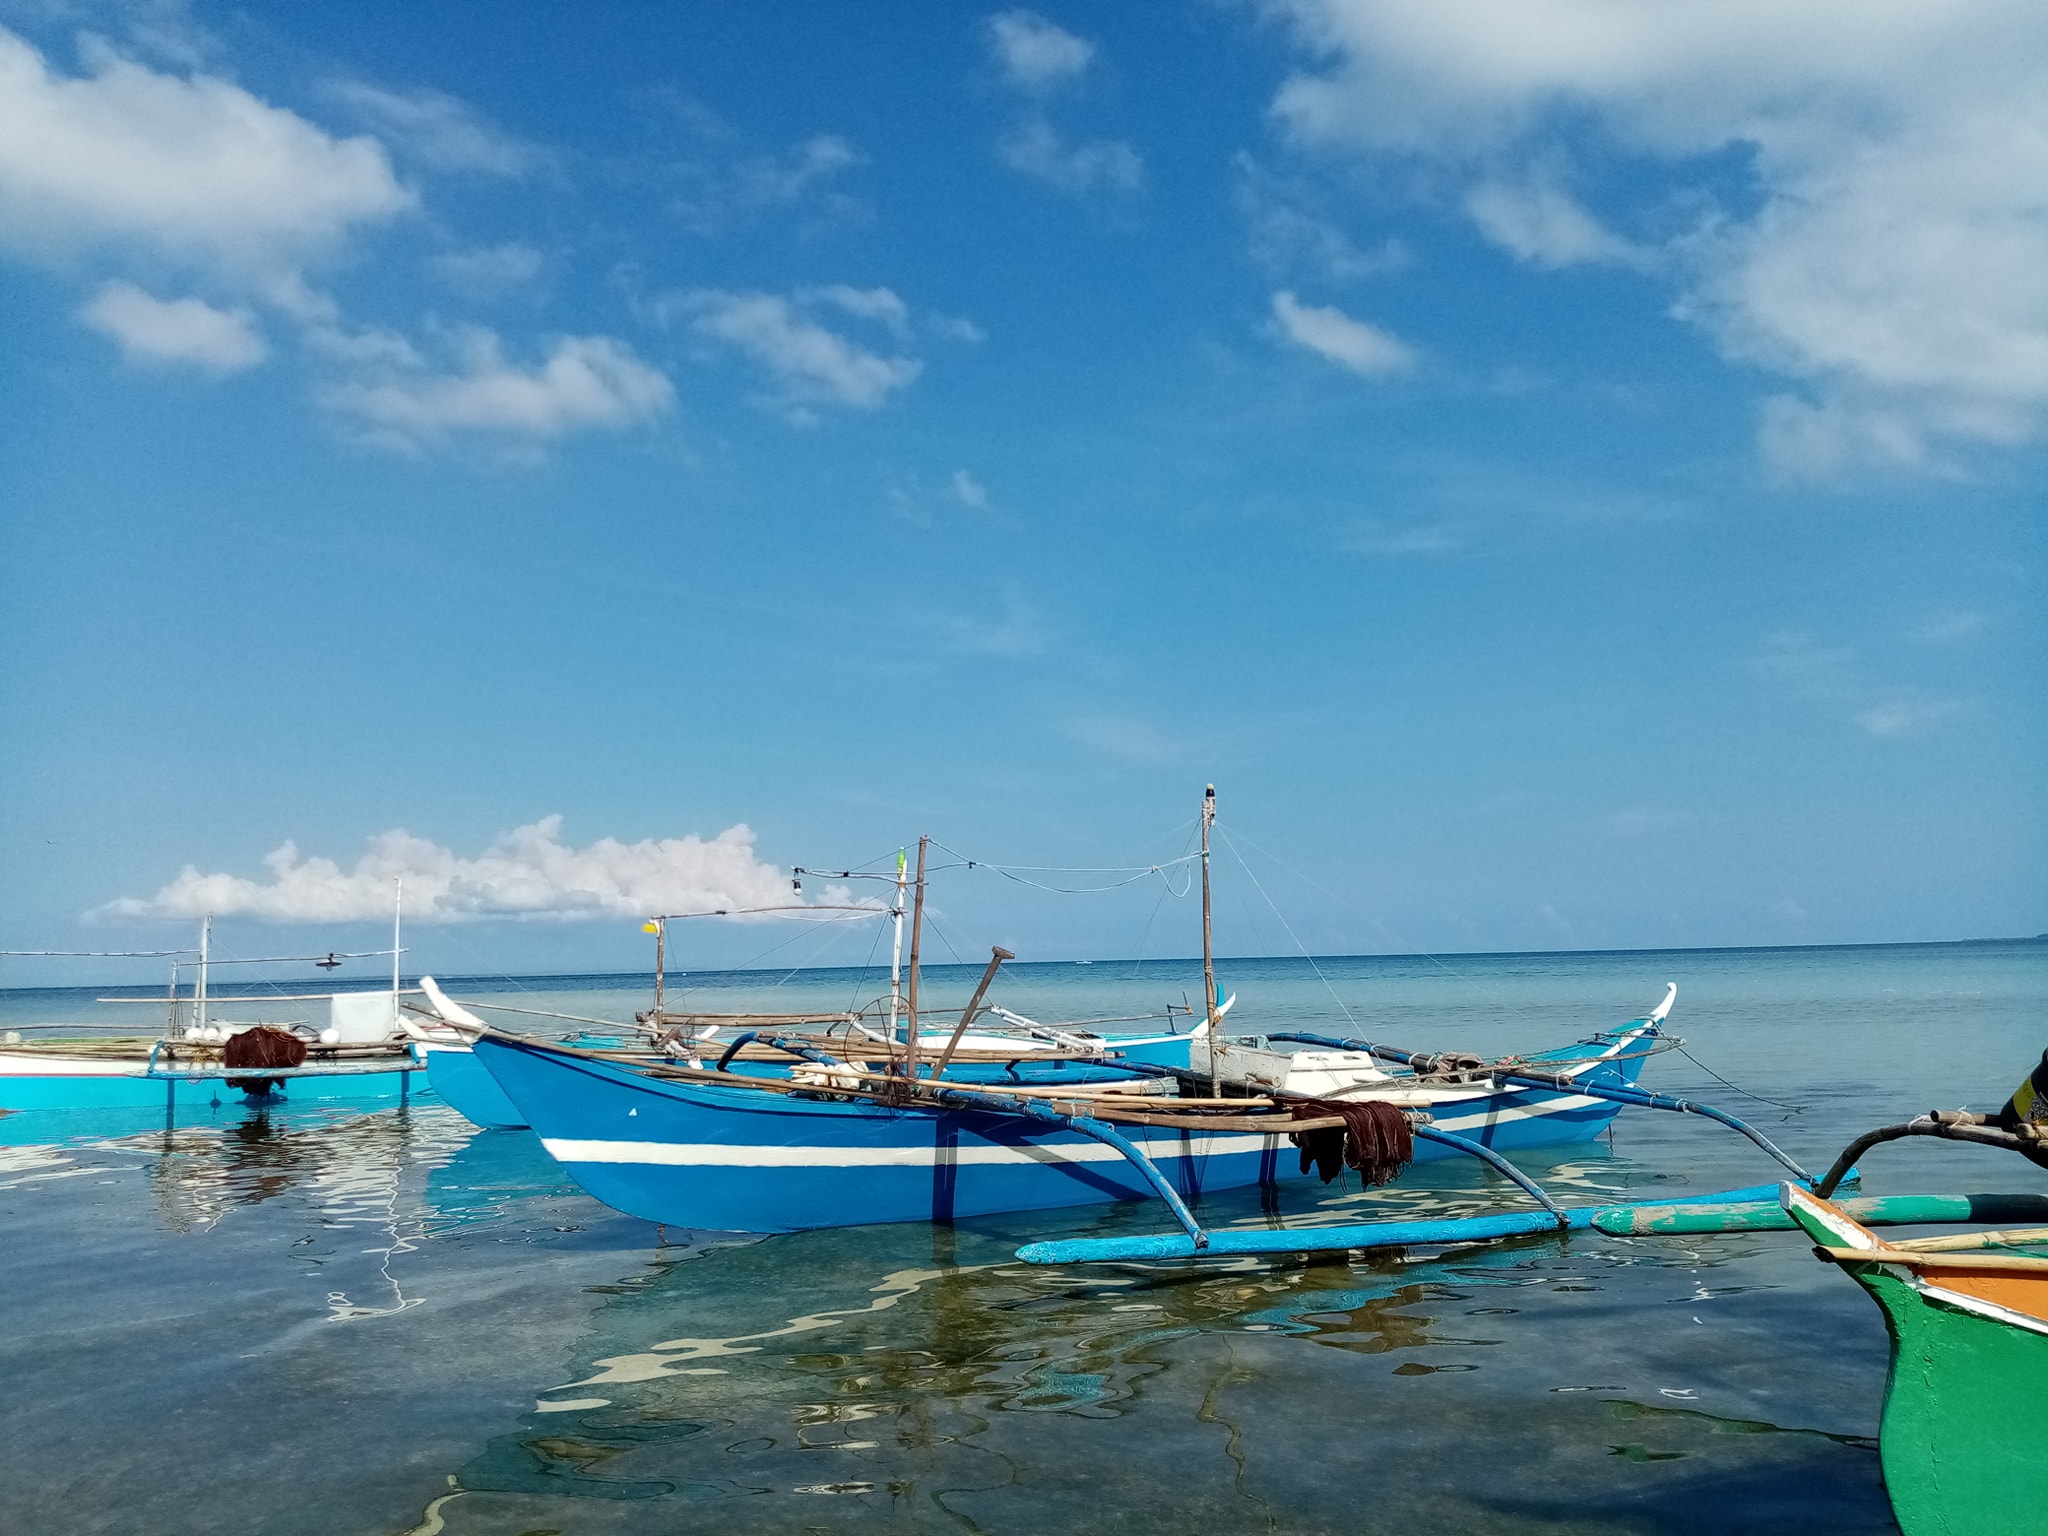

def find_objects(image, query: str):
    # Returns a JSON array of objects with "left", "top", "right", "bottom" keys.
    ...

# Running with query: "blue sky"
[{"left": 1, "top": 1, "right": 2042, "bottom": 982}]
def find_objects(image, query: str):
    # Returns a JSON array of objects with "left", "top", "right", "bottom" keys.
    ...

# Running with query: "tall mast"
[
  {"left": 1201, "top": 785, "right": 1218, "bottom": 1094},
  {"left": 887, "top": 848, "right": 907, "bottom": 1037},
  {"left": 649, "top": 918, "right": 666, "bottom": 1019},
  {"left": 901, "top": 835, "right": 929, "bottom": 1077},
  {"left": 197, "top": 913, "right": 211, "bottom": 1037},
  {"left": 391, "top": 876, "right": 403, "bottom": 1019}
]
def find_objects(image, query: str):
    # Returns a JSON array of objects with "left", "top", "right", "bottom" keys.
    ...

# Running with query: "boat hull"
[
  {"left": 1843, "top": 1257, "right": 2048, "bottom": 1535},
  {"left": 420, "top": 1043, "right": 526, "bottom": 1130},
  {"left": 472, "top": 1026, "right": 1649, "bottom": 1233},
  {"left": 426, "top": 1027, "right": 1202, "bottom": 1133},
  {"left": 0, "top": 1049, "right": 429, "bottom": 1146}
]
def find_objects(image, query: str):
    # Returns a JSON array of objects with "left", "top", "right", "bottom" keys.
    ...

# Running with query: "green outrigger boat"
[{"left": 1783, "top": 1051, "right": 2048, "bottom": 1536}]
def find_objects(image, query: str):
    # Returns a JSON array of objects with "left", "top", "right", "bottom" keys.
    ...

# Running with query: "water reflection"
[{"left": 421, "top": 1203, "right": 1889, "bottom": 1534}]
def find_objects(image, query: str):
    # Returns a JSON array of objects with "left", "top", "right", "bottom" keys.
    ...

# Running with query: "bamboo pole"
[
  {"left": 1201, "top": 784, "right": 1219, "bottom": 1096},
  {"left": 931, "top": 946, "right": 1015, "bottom": 1081},
  {"left": 901, "top": 834, "right": 929, "bottom": 1078}
]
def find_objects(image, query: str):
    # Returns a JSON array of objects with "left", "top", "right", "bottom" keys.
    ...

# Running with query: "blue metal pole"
[
  {"left": 926, "top": 1085, "right": 1208, "bottom": 1249},
  {"left": 1412, "top": 1125, "right": 1565, "bottom": 1218}
]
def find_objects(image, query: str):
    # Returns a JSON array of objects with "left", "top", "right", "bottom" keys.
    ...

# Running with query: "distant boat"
[{"left": 2, "top": 904, "right": 425, "bottom": 1133}]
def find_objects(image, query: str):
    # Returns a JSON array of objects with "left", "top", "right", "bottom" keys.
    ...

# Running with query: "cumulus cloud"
[
  {"left": 0, "top": 27, "right": 410, "bottom": 276},
  {"left": 1271, "top": 289, "right": 1415, "bottom": 375},
  {"left": 668, "top": 287, "right": 925, "bottom": 418},
  {"left": 1269, "top": 0, "right": 2048, "bottom": 469},
  {"left": 321, "top": 328, "right": 674, "bottom": 450},
  {"left": 998, "top": 119, "right": 1142, "bottom": 194},
  {"left": 98, "top": 817, "right": 809, "bottom": 923},
  {"left": 323, "top": 80, "right": 543, "bottom": 177},
  {"left": 987, "top": 10, "right": 1095, "bottom": 90},
  {"left": 80, "top": 280, "right": 266, "bottom": 371}
]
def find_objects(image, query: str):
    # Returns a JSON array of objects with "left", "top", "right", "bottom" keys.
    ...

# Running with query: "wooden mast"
[
  {"left": 1201, "top": 784, "right": 1218, "bottom": 1095},
  {"left": 901, "top": 834, "right": 930, "bottom": 1077}
]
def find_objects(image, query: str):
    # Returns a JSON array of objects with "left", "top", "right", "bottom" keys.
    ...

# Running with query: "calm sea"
[{"left": 3, "top": 940, "right": 2042, "bottom": 1535}]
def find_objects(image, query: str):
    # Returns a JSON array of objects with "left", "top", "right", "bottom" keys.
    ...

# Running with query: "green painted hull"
[{"left": 1841, "top": 1261, "right": 2048, "bottom": 1536}]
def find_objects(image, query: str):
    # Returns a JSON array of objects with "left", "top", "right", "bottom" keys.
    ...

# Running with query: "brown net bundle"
[
  {"left": 223, "top": 1026, "right": 309, "bottom": 1071},
  {"left": 1288, "top": 1098, "right": 1413, "bottom": 1187}
]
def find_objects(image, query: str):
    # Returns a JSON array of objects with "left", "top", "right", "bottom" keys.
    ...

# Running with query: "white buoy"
[{"left": 319, "top": 1027, "right": 339, "bottom": 1045}]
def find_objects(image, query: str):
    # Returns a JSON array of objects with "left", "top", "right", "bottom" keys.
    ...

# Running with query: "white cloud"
[
  {"left": 733, "top": 134, "right": 862, "bottom": 206},
  {"left": 950, "top": 469, "right": 989, "bottom": 508},
  {"left": 1271, "top": 289, "right": 1415, "bottom": 376},
  {"left": 988, "top": 10, "right": 1095, "bottom": 90},
  {"left": 98, "top": 816, "right": 807, "bottom": 923},
  {"left": 666, "top": 124, "right": 868, "bottom": 234},
  {"left": 1857, "top": 696, "right": 1962, "bottom": 740},
  {"left": 802, "top": 283, "right": 912, "bottom": 335},
  {"left": 1756, "top": 393, "right": 1929, "bottom": 481},
  {"left": 80, "top": 280, "right": 265, "bottom": 371},
  {"left": 0, "top": 27, "right": 411, "bottom": 276},
  {"left": 322, "top": 328, "right": 674, "bottom": 449},
  {"left": 915, "top": 591, "right": 1048, "bottom": 659},
  {"left": 1463, "top": 171, "right": 1640, "bottom": 269},
  {"left": 1915, "top": 610, "right": 1986, "bottom": 644},
  {"left": 927, "top": 312, "right": 987, "bottom": 344},
  {"left": 1270, "top": 0, "right": 2048, "bottom": 467},
  {"left": 672, "top": 288, "right": 923, "bottom": 417},
  {"left": 1752, "top": 630, "right": 1963, "bottom": 741},
  {"left": 1236, "top": 153, "right": 1407, "bottom": 282},
  {"left": 1340, "top": 519, "right": 1461, "bottom": 555},
  {"left": 431, "top": 241, "right": 543, "bottom": 294},
  {"left": 999, "top": 118, "right": 1142, "bottom": 194},
  {"left": 324, "top": 80, "right": 542, "bottom": 177}
]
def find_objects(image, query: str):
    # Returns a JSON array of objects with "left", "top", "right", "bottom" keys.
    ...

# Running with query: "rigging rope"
[
  {"left": 925, "top": 839, "right": 1199, "bottom": 896},
  {"left": 1216, "top": 824, "right": 1367, "bottom": 1035}
]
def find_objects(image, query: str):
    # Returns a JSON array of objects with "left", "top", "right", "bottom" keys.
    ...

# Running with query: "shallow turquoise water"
[{"left": 2, "top": 940, "right": 2042, "bottom": 1534}]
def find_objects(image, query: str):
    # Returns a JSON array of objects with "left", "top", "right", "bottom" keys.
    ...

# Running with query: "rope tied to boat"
[{"left": 1287, "top": 1098, "right": 1414, "bottom": 1186}]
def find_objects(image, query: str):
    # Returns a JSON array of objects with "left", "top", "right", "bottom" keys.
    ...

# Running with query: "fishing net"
[{"left": 1288, "top": 1098, "right": 1413, "bottom": 1187}]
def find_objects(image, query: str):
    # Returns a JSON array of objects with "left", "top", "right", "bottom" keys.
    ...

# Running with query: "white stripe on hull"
[
  {"left": 540, "top": 1090, "right": 1609, "bottom": 1171},
  {"left": 543, "top": 1133, "right": 1279, "bottom": 1169}
]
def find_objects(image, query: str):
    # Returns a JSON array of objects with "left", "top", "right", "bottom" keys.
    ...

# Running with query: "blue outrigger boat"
[
  {"left": 461, "top": 795, "right": 1774, "bottom": 1239},
  {"left": 468, "top": 997, "right": 1675, "bottom": 1233}
]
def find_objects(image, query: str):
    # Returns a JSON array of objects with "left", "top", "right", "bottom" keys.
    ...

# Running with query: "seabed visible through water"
[{"left": 3, "top": 940, "right": 2041, "bottom": 1534}]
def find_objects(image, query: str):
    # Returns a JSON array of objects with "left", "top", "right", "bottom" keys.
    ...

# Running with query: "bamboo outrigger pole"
[
  {"left": 900, "top": 834, "right": 930, "bottom": 1078},
  {"left": 932, "top": 945, "right": 1016, "bottom": 1081},
  {"left": 1201, "top": 784, "right": 1219, "bottom": 1096}
]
